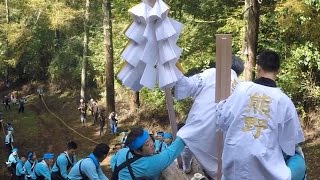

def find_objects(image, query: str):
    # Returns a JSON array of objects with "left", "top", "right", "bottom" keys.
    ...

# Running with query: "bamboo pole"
[{"left": 215, "top": 34, "right": 232, "bottom": 180}]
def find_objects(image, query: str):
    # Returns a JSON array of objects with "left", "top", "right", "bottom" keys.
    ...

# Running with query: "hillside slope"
[{"left": 0, "top": 86, "right": 320, "bottom": 179}]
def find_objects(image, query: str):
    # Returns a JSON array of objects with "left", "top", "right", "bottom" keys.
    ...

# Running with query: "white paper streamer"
[{"left": 117, "top": 0, "right": 183, "bottom": 92}]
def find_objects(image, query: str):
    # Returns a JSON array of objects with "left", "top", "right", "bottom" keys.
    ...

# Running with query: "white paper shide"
[{"left": 117, "top": 0, "right": 183, "bottom": 92}]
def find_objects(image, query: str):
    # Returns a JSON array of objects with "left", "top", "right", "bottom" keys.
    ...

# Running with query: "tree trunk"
[
  {"left": 5, "top": 0, "right": 9, "bottom": 23},
  {"left": 242, "top": 0, "right": 260, "bottom": 81},
  {"left": 81, "top": 0, "right": 90, "bottom": 100},
  {"left": 5, "top": 0, "right": 10, "bottom": 85},
  {"left": 102, "top": 0, "right": 115, "bottom": 115},
  {"left": 131, "top": 91, "right": 140, "bottom": 111},
  {"left": 54, "top": 29, "right": 61, "bottom": 49}
]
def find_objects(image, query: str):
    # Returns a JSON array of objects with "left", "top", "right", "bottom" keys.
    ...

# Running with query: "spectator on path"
[
  {"left": 7, "top": 148, "right": 19, "bottom": 179},
  {"left": 5, "top": 129, "right": 14, "bottom": 156},
  {"left": 88, "top": 99, "right": 95, "bottom": 116},
  {"left": 15, "top": 156, "right": 26, "bottom": 180},
  {"left": 51, "top": 141, "right": 78, "bottom": 180},
  {"left": 34, "top": 153, "right": 54, "bottom": 180},
  {"left": 18, "top": 97, "right": 26, "bottom": 113},
  {"left": 78, "top": 99, "right": 87, "bottom": 127},
  {"left": 108, "top": 112, "right": 118, "bottom": 135},
  {"left": 92, "top": 102, "right": 99, "bottom": 125},
  {"left": 215, "top": 50, "right": 305, "bottom": 179},
  {"left": 110, "top": 128, "right": 185, "bottom": 180},
  {"left": 98, "top": 110, "right": 106, "bottom": 136},
  {"left": 109, "top": 143, "right": 123, "bottom": 171},
  {"left": 37, "top": 87, "right": 44, "bottom": 99},
  {"left": 4, "top": 96, "right": 11, "bottom": 110},
  {"left": 68, "top": 143, "right": 110, "bottom": 180},
  {"left": 24, "top": 151, "right": 38, "bottom": 180},
  {"left": 11, "top": 94, "right": 17, "bottom": 106}
]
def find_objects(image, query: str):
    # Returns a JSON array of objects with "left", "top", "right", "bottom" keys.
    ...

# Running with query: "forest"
[{"left": 1, "top": 0, "right": 320, "bottom": 179}]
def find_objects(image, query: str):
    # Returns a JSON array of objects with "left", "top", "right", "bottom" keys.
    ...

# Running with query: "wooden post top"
[{"left": 143, "top": 0, "right": 156, "bottom": 7}]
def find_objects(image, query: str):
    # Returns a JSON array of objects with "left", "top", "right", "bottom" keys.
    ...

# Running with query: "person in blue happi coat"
[
  {"left": 24, "top": 151, "right": 38, "bottom": 180},
  {"left": 163, "top": 133, "right": 173, "bottom": 147},
  {"left": 154, "top": 131, "right": 164, "bottom": 153},
  {"left": 51, "top": 141, "right": 77, "bottom": 180},
  {"left": 34, "top": 153, "right": 54, "bottom": 180},
  {"left": 156, "top": 132, "right": 173, "bottom": 153},
  {"left": 68, "top": 143, "right": 110, "bottom": 180},
  {"left": 7, "top": 147, "right": 19, "bottom": 178},
  {"left": 109, "top": 143, "right": 123, "bottom": 171},
  {"left": 110, "top": 128, "right": 185, "bottom": 180},
  {"left": 15, "top": 156, "right": 26, "bottom": 180}
]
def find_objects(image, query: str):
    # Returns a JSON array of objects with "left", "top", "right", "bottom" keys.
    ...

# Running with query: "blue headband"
[
  {"left": 164, "top": 132, "right": 172, "bottom": 139},
  {"left": 43, "top": 153, "right": 54, "bottom": 159},
  {"left": 12, "top": 148, "right": 18, "bottom": 153},
  {"left": 128, "top": 130, "right": 149, "bottom": 150}
]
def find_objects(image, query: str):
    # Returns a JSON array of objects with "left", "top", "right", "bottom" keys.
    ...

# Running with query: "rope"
[{"left": 40, "top": 95, "right": 99, "bottom": 145}]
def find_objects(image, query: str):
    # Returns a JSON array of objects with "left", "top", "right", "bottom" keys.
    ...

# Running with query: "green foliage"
[
  {"left": 279, "top": 42, "right": 320, "bottom": 100},
  {"left": 278, "top": 41, "right": 320, "bottom": 128},
  {"left": 304, "top": 0, "right": 320, "bottom": 11},
  {"left": 2, "top": 0, "right": 320, "bottom": 126},
  {"left": 48, "top": 37, "right": 83, "bottom": 87},
  {"left": 47, "top": 2, "right": 81, "bottom": 30},
  {"left": 140, "top": 88, "right": 166, "bottom": 110}
]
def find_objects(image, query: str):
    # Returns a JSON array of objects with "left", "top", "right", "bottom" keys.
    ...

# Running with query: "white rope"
[{"left": 40, "top": 96, "right": 99, "bottom": 145}]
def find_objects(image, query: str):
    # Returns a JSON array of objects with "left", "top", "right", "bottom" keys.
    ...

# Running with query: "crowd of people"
[
  {"left": 1, "top": 49, "right": 307, "bottom": 180},
  {"left": 2, "top": 116, "right": 179, "bottom": 180},
  {"left": 2, "top": 94, "right": 26, "bottom": 113},
  {"left": 78, "top": 99, "right": 118, "bottom": 137},
  {"left": 2, "top": 119, "right": 110, "bottom": 180},
  {"left": 109, "top": 50, "right": 306, "bottom": 180}
]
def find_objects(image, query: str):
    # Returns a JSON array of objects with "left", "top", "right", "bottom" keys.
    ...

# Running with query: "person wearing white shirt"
[
  {"left": 216, "top": 50, "right": 305, "bottom": 180},
  {"left": 176, "top": 55, "right": 244, "bottom": 178}
]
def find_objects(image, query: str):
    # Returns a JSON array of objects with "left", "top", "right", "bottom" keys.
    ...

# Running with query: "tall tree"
[
  {"left": 81, "top": 0, "right": 90, "bottom": 100},
  {"left": 5, "top": 0, "right": 9, "bottom": 23},
  {"left": 102, "top": 0, "right": 115, "bottom": 114},
  {"left": 242, "top": 0, "right": 260, "bottom": 80},
  {"left": 4, "top": 0, "right": 10, "bottom": 83},
  {"left": 131, "top": 91, "right": 140, "bottom": 111}
]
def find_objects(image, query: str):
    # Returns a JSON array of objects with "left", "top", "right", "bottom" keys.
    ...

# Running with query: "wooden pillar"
[
  {"left": 215, "top": 34, "right": 232, "bottom": 180},
  {"left": 165, "top": 87, "right": 182, "bottom": 168}
]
